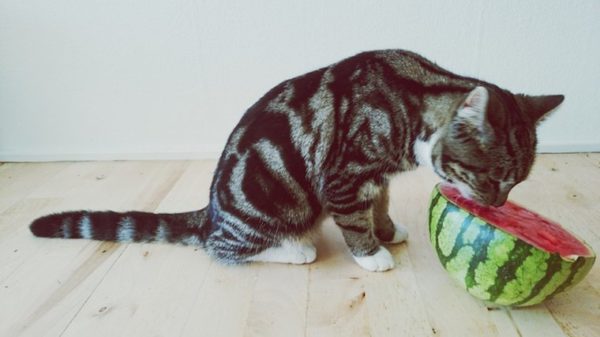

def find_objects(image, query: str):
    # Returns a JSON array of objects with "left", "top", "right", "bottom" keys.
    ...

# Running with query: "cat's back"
[
  {"left": 364, "top": 49, "right": 475, "bottom": 88},
  {"left": 237, "top": 49, "right": 450, "bottom": 121},
  {"left": 217, "top": 49, "right": 473, "bottom": 163}
]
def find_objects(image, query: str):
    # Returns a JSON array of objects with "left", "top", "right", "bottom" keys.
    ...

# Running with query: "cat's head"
[{"left": 433, "top": 86, "right": 564, "bottom": 206}]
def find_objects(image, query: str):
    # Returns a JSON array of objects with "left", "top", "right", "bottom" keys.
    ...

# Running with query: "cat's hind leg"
[
  {"left": 246, "top": 239, "right": 317, "bottom": 264},
  {"left": 205, "top": 227, "right": 317, "bottom": 265}
]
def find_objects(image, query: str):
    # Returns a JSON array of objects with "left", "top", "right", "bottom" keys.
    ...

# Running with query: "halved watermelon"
[{"left": 428, "top": 184, "right": 595, "bottom": 307}]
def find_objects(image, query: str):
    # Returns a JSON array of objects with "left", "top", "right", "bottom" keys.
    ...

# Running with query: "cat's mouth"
[
  {"left": 442, "top": 181, "right": 506, "bottom": 207},
  {"left": 441, "top": 180, "right": 486, "bottom": 206},
  {"left": 437, "top": 169, "right": 501, "bottom": 207}
]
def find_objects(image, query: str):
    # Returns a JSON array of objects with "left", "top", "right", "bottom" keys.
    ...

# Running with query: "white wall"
[{"left": 1, "top": 1, "right": 599, "bottom": 161}]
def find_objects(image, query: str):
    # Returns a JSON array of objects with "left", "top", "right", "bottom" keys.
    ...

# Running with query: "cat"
[{"left": 30, "top": 49, "right": 564, "bottom": 272}]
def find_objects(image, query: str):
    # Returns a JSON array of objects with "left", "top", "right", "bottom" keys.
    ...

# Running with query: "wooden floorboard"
[{"left": 0, "top": 155, "right": 598, "bottom": 337}]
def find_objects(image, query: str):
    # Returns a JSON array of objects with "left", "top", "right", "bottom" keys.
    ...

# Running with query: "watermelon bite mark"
[{"left": 439, "top": 185, "right": 592, "bottom": 259}]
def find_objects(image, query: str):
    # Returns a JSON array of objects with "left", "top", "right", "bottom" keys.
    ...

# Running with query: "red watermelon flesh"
[{"left": 439, "top": 185, "right": 592, "bottom": 259}]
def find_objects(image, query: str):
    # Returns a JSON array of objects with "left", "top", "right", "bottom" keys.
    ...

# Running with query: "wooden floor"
[{"left": 0, "top": 154, "right": 598, "bottom": 337}]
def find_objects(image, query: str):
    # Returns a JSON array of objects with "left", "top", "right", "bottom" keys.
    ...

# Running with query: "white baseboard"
[
  {"left": 0, "top": 151, "right": 222, "bottom": 162},
  {"left": 1, "top": 143, "right": 599, "bottom": 162},
  {"left": 537, "top": 142, "right": 600, "bottom": 154}
]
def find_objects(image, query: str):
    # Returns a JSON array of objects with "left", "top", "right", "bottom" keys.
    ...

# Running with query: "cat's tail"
[{"left": 29, "top": 208, "right": 211, "bottom": 246}]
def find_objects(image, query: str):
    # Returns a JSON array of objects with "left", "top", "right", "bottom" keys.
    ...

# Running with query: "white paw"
[
  {"left": 353, "top": 246, "right": 395, "bottom": 272},
  {"left": 290, "top": 242, "right": 317, "bottom": 264},
  {"left": 248, "top": 240, "right": 317, "bottom": 265},
  {"left": 388, "top": 224, "right": 409, "bottom": 244}
]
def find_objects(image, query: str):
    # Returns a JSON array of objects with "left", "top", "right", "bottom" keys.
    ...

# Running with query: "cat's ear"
[
  {"left": 454, "top": 86, "right": 493, "bottom": 142},
  {"left": 515, "top": 94, "right": 564, "bottom": 123},
  {"left": 457, "top": 86, "right": 489, "bottom": 128},
  {"left": 461, "top": 86, "right": 489, "bottom": 114}
]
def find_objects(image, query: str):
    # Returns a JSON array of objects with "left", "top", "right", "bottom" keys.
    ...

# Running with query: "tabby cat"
[{"left": 30, "top": 50, "right": 564, "bottom": 272}]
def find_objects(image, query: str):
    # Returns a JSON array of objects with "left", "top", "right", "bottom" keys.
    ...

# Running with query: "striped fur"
[
  {"left": 30, "top": 50, "right": 564, "bottom": 271},
  {"left": 31, "top": 210, "right": 210, "bottom": 244}
]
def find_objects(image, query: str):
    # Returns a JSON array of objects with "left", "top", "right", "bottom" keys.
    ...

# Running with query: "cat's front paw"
[{"left": 353, "top": 246, "right": 395, "bottom": 272}]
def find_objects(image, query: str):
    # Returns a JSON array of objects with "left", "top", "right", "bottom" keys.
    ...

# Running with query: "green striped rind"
[{"left": 427, "top": 185, "right": 596, "bottom": 307}]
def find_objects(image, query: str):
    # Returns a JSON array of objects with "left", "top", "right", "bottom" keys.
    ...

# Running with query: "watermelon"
[{"left": 428, "top": 184, "right": 595, "bottom": 307}]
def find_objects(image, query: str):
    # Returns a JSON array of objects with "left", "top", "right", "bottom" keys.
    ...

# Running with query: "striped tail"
[{"left": 29, "top": 208, "right": 211, "bottom": 246}]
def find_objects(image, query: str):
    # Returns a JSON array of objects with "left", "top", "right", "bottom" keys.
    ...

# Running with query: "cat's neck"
[
  {"left": 421, "top": 91, "right": 468, "bottom": 132},
  {"left": 412, "top": 91, "right": 468, "bottom": 168}
]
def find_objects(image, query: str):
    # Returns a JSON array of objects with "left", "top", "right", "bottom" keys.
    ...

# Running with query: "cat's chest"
[{"left": 413, "top": 131, "right": 442, "bottom": 169}]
